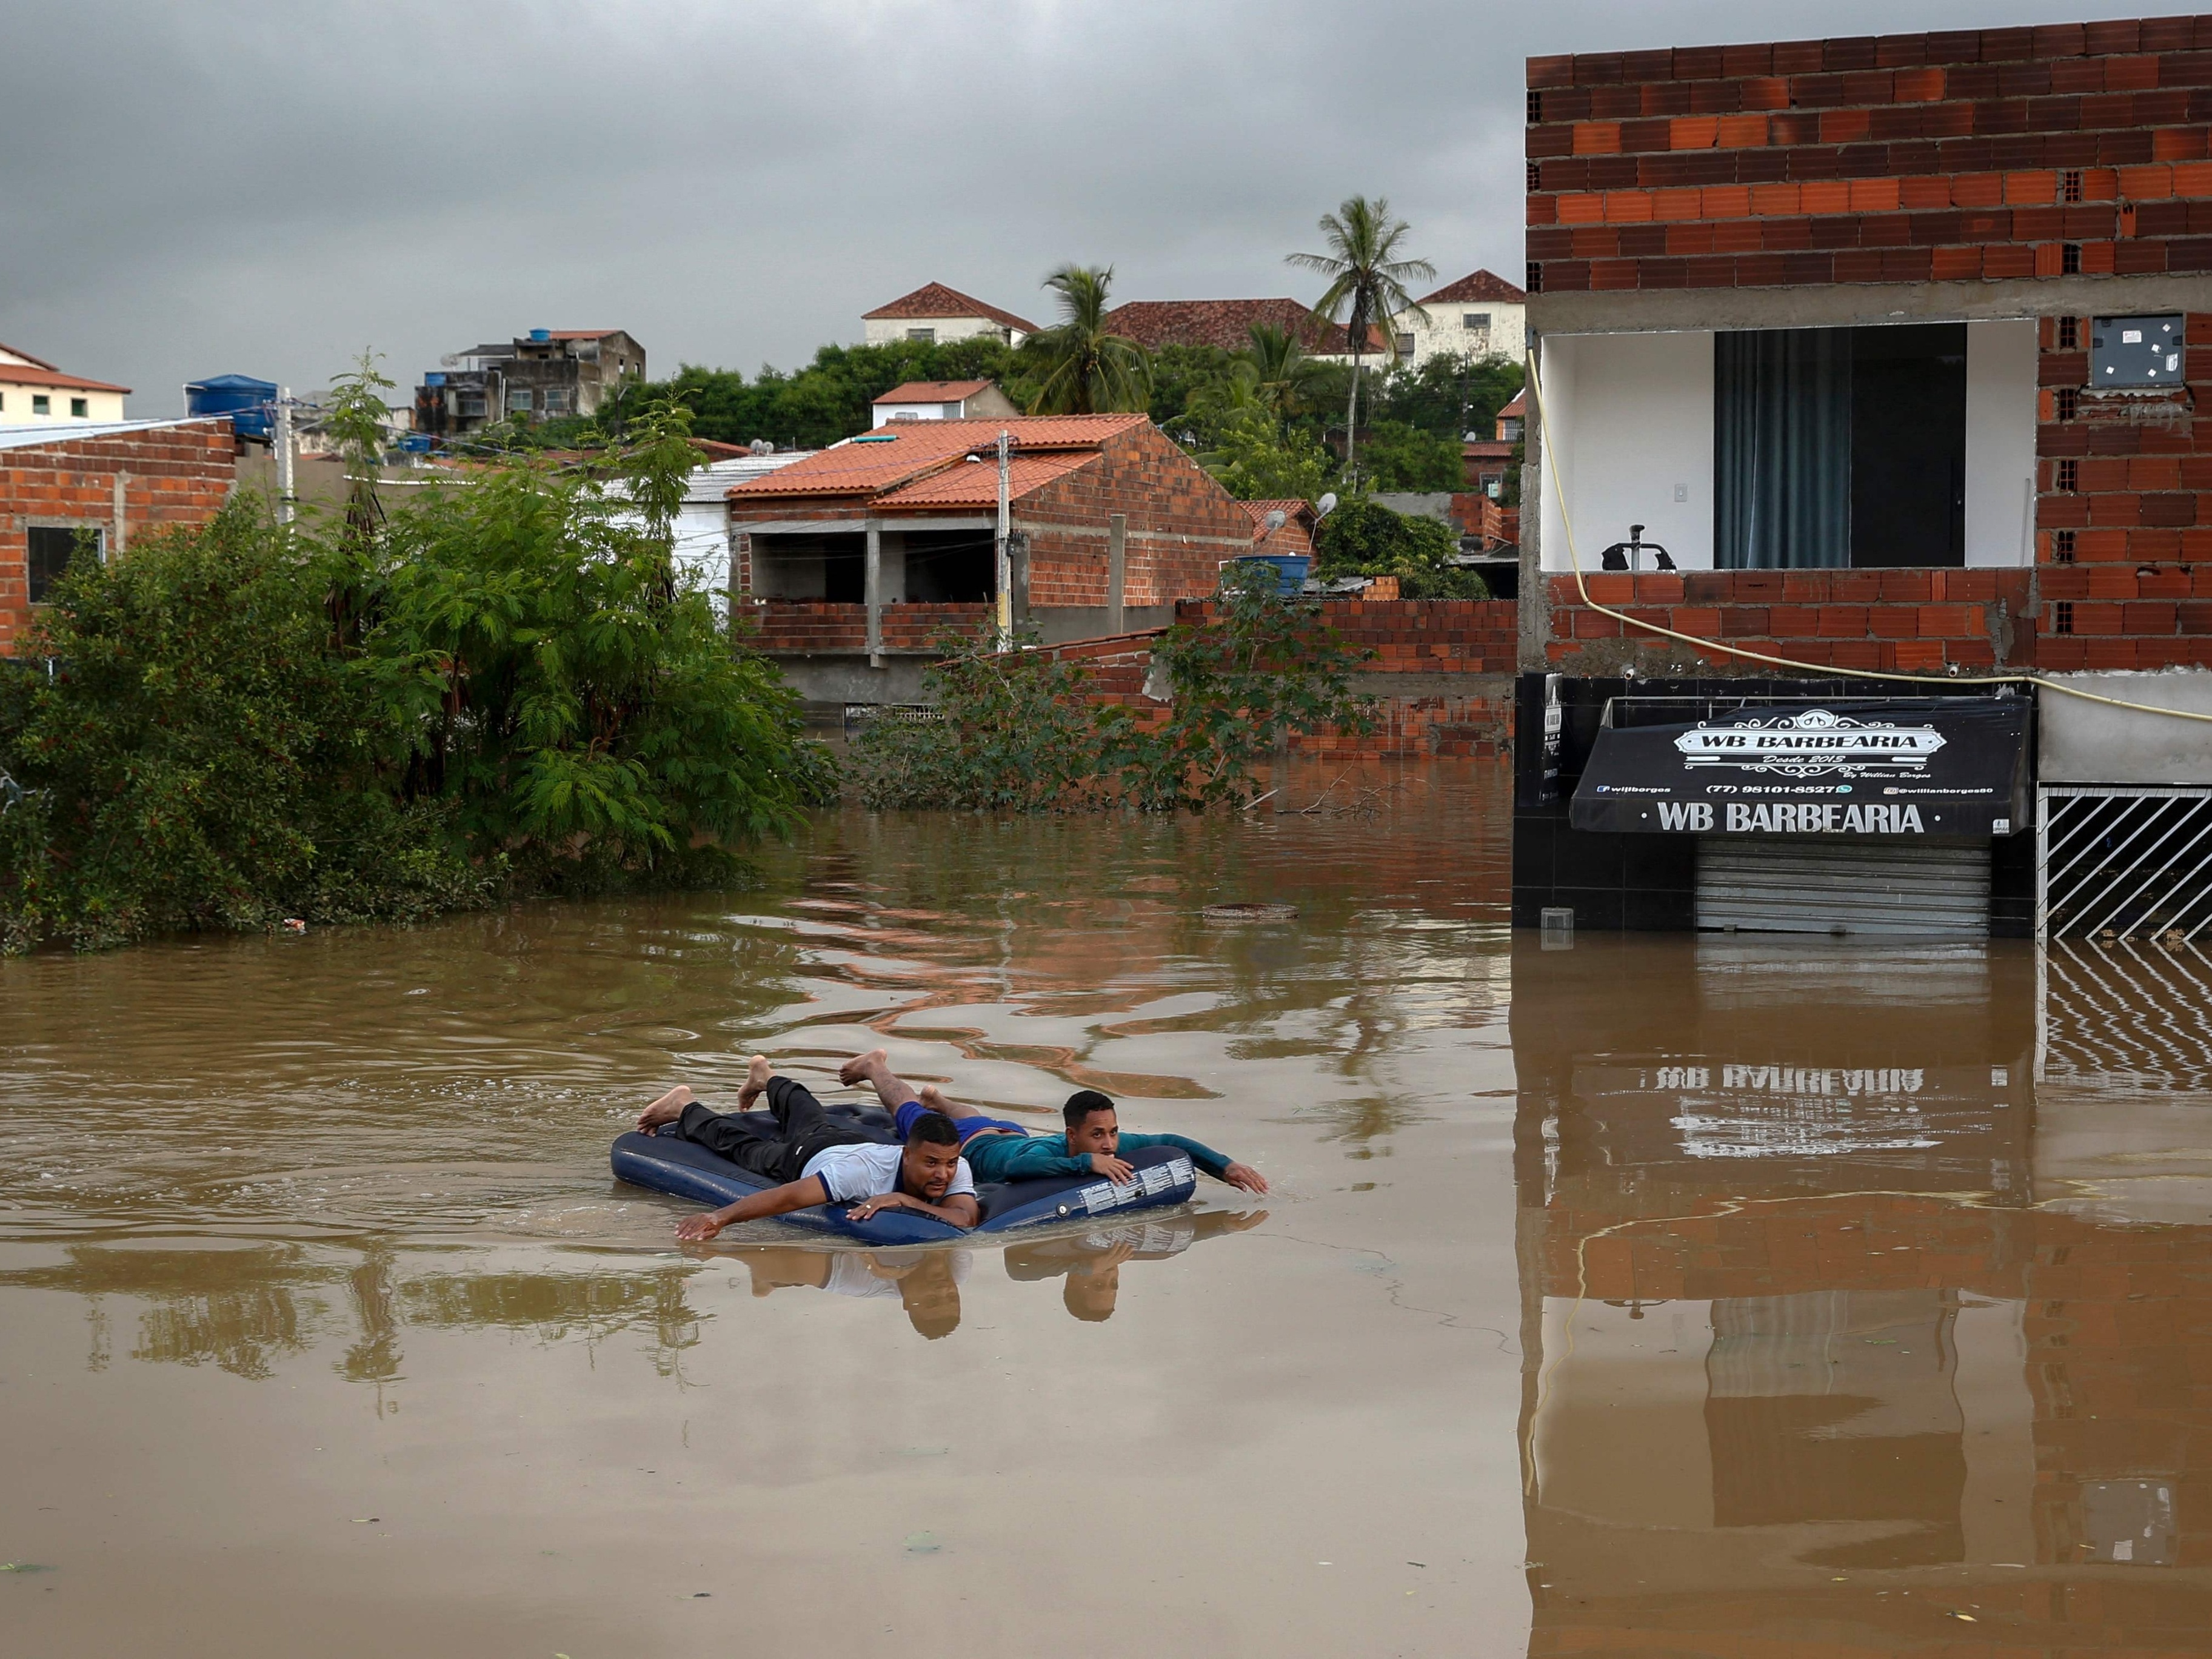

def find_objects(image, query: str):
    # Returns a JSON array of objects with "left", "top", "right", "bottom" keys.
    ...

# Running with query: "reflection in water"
[
  {"left": 1004, "top": 1210, "right": 1268, "bottom": 1322},
  {"left": 1512, "top": 934, "right": 2212, "bottom": 1655}
]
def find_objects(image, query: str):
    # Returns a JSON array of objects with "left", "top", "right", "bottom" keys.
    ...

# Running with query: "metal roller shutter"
[{"left": 1697, "top": 839, "right": 1991, "bottom": 937}]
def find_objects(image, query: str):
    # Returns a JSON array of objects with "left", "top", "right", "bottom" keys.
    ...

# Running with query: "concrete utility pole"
[
  {"left": 275, "top": 386, "right": 297, "bottom": 526},
  {"left": 994, "top": 429, "right": 1012, "bottom": 650}
]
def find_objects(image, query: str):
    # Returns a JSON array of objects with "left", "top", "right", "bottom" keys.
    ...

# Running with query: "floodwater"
[{"left": 1, "top": 761, "right": 2207, "bottom": 1658}]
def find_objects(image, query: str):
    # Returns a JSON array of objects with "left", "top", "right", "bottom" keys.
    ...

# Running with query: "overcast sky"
[{"left": 1, "top": 0, "right": 2162, "bottom": 415}]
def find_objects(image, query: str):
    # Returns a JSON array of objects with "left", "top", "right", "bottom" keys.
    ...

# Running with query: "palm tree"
[
  {"left": 1237, "top": 320, "right": 1329, "bottom": 420},
  {"left": 1286, "top": 196, "right": 1435, "bottom": 481},
  {"left": 1023, "top": 265, "right": 1152, "bottom": 415}
]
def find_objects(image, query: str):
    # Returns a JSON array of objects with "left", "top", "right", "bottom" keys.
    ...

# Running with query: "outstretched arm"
[
  {"left": 675, "top": 1175, "right": 833, "bottom": 1241},
  {"left": 847, "top": 1190, "right": 981, "bottom": 1230},
  {"left": 1120, "top": 1131, "right": 1269, "bottom": 1193}
]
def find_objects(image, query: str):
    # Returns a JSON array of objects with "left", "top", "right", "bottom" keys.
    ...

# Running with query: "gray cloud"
[{"left": 0, "top": 0, "right": 2152, "bottom": 414}]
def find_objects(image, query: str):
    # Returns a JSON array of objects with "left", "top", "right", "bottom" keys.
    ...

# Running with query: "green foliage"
[
  {"left": 648, "top": 336, "right": 1029, "bottom": 451},
  {"left": 0, "top": 510, "right": 484, "bottom": 953},
  {"left": 359, "top": 400, "right": 832, "bottom": 882},
  {"left": 851, "top": 567, "right": 1374, "bottom": 816},
  {"left": 1372, "top": 352, "right": 1524, "bottom": 441},
  {"left": 1021, "top": 265, "right": 1151, "bottom": 415},
  {"left": 1357, "top": 418, "right": 1463, "bottom": 492},
  {"left": 323, "top": 350, "right": 399, "bottom": 537},
  {"left": 1315, "top": 498, "right": 1489, "bottom": 600},
  {"left": 848, "top": 643, "right": 1109, "bottom": 813},
  {"left": 1205, "top": 412, "right": 1333, "bottom": 502},
  {"left": 1, "top": 405, "right": 835, "bottom": 953},
  {"left": 1117, "top": 565, "right": 1377, "bottom": 812},
  {"left": 1147, "top": 344, "right": 1236, "bottom": 438},
  {"left": 1286, "top": 194, "right": 1436, "bottom": 477}
]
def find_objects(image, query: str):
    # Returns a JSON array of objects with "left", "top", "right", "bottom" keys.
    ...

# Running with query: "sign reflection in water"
[{"left": 1509, "top": 933, "right": 2210, "bottom": 1654}]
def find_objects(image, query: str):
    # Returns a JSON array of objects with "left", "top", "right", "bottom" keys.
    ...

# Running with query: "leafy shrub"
[
  {"left": 0, "top": 404, "right": 834, "bottom": 953},
  {"left": 851, "top": 565, "right": 1374, "bottom": 814},
  {"left": 1315, "top": 498, "right": 1489, "bottom": 600}
]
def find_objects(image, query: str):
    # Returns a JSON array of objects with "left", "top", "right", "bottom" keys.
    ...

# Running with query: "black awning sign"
[{"left": 1571, "top": 699, "right": 2030, "bottom": 837}]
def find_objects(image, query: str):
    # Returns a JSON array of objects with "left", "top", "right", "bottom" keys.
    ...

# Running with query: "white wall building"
[
  {"left": 1391, "top": 270, "right": 1529, "bottom": 369},
  {"left": 0, "top": 341, "right": 129, "bottom": 425},
  {"left": 861, "top": 283, "right": 1037, "bottom": 349},
  {"left": 870, "top": 380, "right": 1023, "bottom": 426}
]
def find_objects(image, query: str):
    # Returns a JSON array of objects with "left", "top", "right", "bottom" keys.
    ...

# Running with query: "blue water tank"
[
  {"left": 528, "top": 328, "right": 551, "bottom": 342},
  {"left": 185, "top": 373, "right": 278, "bottom": 441}
]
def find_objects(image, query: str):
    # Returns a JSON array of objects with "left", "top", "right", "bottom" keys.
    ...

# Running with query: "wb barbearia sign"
[{"left": 1570, "top": 699, "right": 2031, "bottom": 837}]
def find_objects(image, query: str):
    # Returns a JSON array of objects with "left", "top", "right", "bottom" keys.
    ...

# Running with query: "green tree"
[
  {"left": 1358, "top": 418, "right": 1463, "bottom": 492},
  {"left": 1287, "top": 196, "right": 1435, "bottom": 484},
  {"left": 1021, "top": 265, "right": 1151, "bottom": 415},
  {"left": 1374, "top": 351, "right": 1524, "bottom": 441},
  {"left": 1205, "top": 411, "right": 1332, "bottom": 501},
  {"left": 1237, "top": 321, "right": 1331, "bottom": 420},
  {"left": 321, "top": 350, "right": 399, "bottom": 541},
  {"left": 1314, "top": 498, "right": 1488, "bottom": 600}
]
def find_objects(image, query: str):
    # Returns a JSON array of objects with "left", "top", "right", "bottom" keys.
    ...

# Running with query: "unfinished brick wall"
[
  {"left": 1018, "top": 422, "right": 1254, "bottom": 608},
  {"left": 0, "top": 424, "right": 237, "bottom": 655},
  {"left": 1538, "top": 568, "right": 2037, "bottom": 673},
  {"left": 737, "top": 600, "right": 989, "bottom": 654},
  {"left": 1526, "top": 16, "right": 2212, "bottom": 294},
  {"left": 2035, "top": 306, "right": 2212, "bottom": 666}
]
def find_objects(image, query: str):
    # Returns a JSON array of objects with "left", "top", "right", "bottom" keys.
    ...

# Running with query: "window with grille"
[
  {"left": 2057, "top": 386, "right": 2078, "bottom": 420},
  {"left": 2062, "top": 169, "right": 2083, "bottom": 203},
  {"left": 2059, "top": 315, "right": 2080, "bottom": 348}
]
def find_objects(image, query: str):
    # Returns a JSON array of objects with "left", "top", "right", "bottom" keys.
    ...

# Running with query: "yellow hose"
[{"left": 1525, "top": 358, "right": 2212, "bottom": 725}]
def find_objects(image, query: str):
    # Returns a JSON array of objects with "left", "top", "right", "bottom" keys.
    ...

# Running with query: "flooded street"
[{"left": 2, "top": 760, "right": 2207, "bottom": 1657}]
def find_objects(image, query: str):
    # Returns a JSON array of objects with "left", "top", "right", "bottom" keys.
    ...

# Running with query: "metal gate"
[
  {"left": 2037, "top": 785, "right": 2212, "bottom": 943},
  {"left": 1697, "top": 839, "right": 1992, "bottom": 937}
]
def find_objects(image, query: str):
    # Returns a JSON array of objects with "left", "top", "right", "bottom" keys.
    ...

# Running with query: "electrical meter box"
[{"left": 2090, "top": 314, "right": 2185, "bottom": 387}]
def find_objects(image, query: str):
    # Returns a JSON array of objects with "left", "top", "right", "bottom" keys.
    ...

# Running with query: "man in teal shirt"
[{"left": 839, "top": 1050, "right": 1269, "bottom": 1195}]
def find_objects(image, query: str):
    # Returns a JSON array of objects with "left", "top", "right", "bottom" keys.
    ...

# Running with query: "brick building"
[
  {"left": 724, "top": 415, "right": 1258, "bottom": 706},
  {"left": 1514, "top": 14, "right": 2212, "bottom": 939},
  {"left": 0, "top": 419, "right": 239, "bottom": 656}
]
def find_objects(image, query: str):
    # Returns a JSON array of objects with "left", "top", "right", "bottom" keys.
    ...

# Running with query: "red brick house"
[
  {"left": 725, "top": 415, "right": 1258, "bottom": 705},
  {"left": 1514, "top": 13, "right": 2212, "bottom": 940},
  {"left": 1, "top": 418, "right": 239, "bottom": 655}
]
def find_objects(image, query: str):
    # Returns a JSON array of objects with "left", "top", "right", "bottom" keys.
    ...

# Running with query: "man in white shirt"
[{"left": 637, "top": 1054, "right": 979, "bottom": 1239}]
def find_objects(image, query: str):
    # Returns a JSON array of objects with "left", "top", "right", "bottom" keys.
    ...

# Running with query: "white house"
[
  {"left": 1391, "top": 270, "right": 1528, "bottom": 369},
  {"left": 861, "top": 284, "right": 1038, "bottom": 349},
  {"left": 870, "top": 380, "right": 1023, "bottom": 426},
  {"left": 0, "top": 341, "right": 129, "bottom": 425}
]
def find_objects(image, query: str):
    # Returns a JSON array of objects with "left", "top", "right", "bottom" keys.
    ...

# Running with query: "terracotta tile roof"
[
  {"left": 1499, "top": 389, "right": 1525, "bottom": 416},
  {"left": 874, "top": 451, "right": 1095, "bottom": 509},
  {"left": 726, "top": 414, "right": 1147, "bottom": 501},
  {"left": 1237, "top": 498, "right": 1315, "bottom": 526},
  {"left": 1104, "top": 298, "right": 1375, "bottom": 355},
  {"left": 0, "top": 341, "right": 62, "bottom": 372},
  {"left": 1418, "top": 269, "right": 1528, "bottom": 306},
  {"left": 862, "top": 283, "right": 1038, "bottom": 334},
  {"left": 872, "top": 380, "right": 995, "bottom": 403},
  {"left": 1463, "top": 440, "right": 1516, "bottom": 458},
  {"left": 0, "top": 361, "right": 132, "bottom": 394}
]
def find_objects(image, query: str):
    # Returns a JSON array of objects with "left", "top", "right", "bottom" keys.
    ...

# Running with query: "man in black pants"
[{"left": 636, "top": 1054, "right": 980, "bottom": 1241}]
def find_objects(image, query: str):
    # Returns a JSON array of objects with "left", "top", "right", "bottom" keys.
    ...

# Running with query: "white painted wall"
[
  {"left": 0, "top": 379, "right": 125, "bottom": 423},
  {"left": 1536, "top": 330, "right": 1716, "bottom": 571},
  {"left": 861, "top": 316, "right": 1026, "bottom": 348},
  {"left": 1964, "top": 320, "right": 2038, "bottom": 568},
  {"left": 1393, "top": 301, "right": 1527, "bottom": 374}
]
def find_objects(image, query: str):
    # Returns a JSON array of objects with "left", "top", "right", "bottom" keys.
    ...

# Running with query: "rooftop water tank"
[
  {"left": 528, "top": 328, "right": 552, "bottom": 342},
  {"left": 184, "top": 374, "right": 278, "bottom": 441}
]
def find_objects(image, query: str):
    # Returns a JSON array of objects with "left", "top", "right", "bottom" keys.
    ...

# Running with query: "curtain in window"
[{"left": 1714, "top": 329, "right": 1853, "bottom": 569}]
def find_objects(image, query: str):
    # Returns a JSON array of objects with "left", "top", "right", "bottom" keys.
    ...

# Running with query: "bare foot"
[
  {"left": 917, "top": 1082, "right": 950, "bottom": 1111},
  {"left": 636, "top": 1084, "right": 695, "bottom": 1133},
  {"left": 838, "top": 1048, "right": 890, "bottom": 1088},
  {"left": 736, "top": 1054, "right": 774, "bottom": 1111}
]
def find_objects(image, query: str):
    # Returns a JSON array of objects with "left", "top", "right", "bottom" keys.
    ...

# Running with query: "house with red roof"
[
  {"left": 1103, "top": 298, "right": 1382, "bottom": 362},
  {"left": 1389, "top": 269, "right": 1528, "bottom": 368},
  {"left": 862, "top": 284, "right": 1038, "bottom": 349},
  {"left": 0, "top": 342, "right": 130, "bottom": 426},
  {"left": 870, "top": 380, "right": 1022, "bottom": 426},
  {"left": 724, "top": 414, "right": 1258, "bottom": 704}
]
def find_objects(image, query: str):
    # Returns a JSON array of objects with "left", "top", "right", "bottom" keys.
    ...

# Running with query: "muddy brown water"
[{"left": 2, "top": 761, "right": 2206, "bottom": 1657}]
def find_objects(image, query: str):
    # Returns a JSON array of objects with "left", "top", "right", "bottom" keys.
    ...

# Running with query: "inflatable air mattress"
[{"left": 611, "top": 1103, "right": 1197, "bottom": 1244}]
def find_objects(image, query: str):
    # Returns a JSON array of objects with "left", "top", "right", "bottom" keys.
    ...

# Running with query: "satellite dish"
[
  {"left": 1264, "top": 510, "right": 1286, "bottom": 531},
  {"left": 1316, "top": 492, "right": 1339, "bottom": 518}
]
